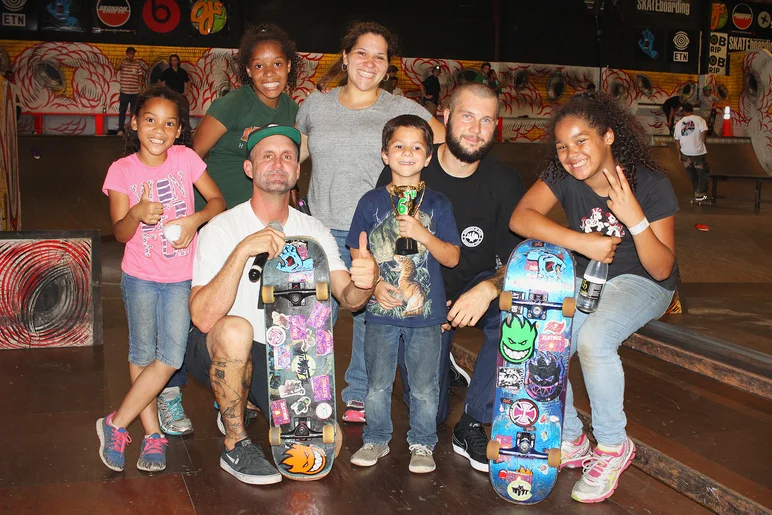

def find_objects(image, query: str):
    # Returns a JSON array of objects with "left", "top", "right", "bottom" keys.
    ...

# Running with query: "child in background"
[
  {"left": 98, "top": 86, "right": 225, "bottom": 472},
  {"left": 347, "top": 115, "right": 460, "bottom": 473}
]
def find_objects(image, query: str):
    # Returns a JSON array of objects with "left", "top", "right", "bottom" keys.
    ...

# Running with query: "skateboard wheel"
[
  {"left": 269, "top": 427, "right": 282, "bottom": 446},
  {"left": 499, "top": 291, "right": 513, "bottom": 312},
  {"left": 322, "top": 423, "right": 335, "bottom": 445},
  {"left": 316, "top": 281, "right": 329, "bottom": 301},
  {"left": 334, "top": 422, "right": 343, "bottom": 458},
  {"left": 562, "top": 297, "right": 576, "bottom": 317},
  {"left": 548, "top": 448, "right": 561, "bottom": 468},
  {"left": 262, "top": 285, "right": 275, "bottom": 304},
  {"left": 486, "top": 439, "right": 501, "bottom": 461}
]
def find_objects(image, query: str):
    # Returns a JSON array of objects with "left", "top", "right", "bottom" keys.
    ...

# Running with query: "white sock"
[{"left": 597, "top": 442, "right": 623, "bottom": 453}]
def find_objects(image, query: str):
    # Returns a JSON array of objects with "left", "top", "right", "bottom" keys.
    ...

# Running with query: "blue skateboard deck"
[{"left": 487, "top": 239, "right": 575, "bottom": 504}]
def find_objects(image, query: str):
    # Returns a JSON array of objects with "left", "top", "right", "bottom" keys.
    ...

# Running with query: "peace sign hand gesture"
[{"left": 604, "top": 166, "right": 645, "bottom": 228}]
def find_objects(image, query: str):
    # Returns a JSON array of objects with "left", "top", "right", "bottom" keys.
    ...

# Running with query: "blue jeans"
[
  {"left": 121, "top": 273, "right": 191, "bottom": 369},
  {"left": 363, "top": 323, "right": 442, "bottom": 448},
  {"left": 398, "top": 270, "right": 500, "bottom": 425},
  {"left": 562, "top": 274, "right": 673, "bottom": 446},
  {"left": 330, "top": 229, "right": 367, "bottom": 405}
]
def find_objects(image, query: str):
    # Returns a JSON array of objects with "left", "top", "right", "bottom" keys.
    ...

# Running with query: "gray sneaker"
[
  {"left": 157, "top": 387, "right": 193, "bottom": 436},
  {"left": 350, "top": 443, "right": 390, "bottom": 467},
  {"left": 408, "top": 444, "right": 436, "bottom": 473},
  {"left": 220, "top": 438, "right": 282, "bottom": 485}
]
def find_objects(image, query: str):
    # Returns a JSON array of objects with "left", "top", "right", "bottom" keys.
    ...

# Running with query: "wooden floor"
[
  {"left": 0, "top": 247, "right": 712, "bottom": 515},
  {"left": 6, "top": 136, "right": 771, "bottom": 513}
]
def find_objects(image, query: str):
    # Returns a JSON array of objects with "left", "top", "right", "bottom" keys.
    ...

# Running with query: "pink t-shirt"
[{"left": 102, "top": 145, "right": 206, "bottom": 283}]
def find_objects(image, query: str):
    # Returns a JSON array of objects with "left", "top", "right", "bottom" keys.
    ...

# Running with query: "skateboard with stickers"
[
  {"left": 262, "top": 236, "right": 340, "bottom": 481},
  {"left": 487, "top": 239, "right": 575, "bottom": 504}
]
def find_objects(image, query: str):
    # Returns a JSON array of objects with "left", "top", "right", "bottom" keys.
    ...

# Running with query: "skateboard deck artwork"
[
  {"left": 262, "top": 236, "right": 339, "bottom": 481},
  {"left": 487, "top": 239, "right": 575, "bottom": 504}
]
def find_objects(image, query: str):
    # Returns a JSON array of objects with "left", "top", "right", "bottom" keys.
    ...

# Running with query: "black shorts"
[{"left": 185, "top": 326, "right": 270, "bottom": 420}]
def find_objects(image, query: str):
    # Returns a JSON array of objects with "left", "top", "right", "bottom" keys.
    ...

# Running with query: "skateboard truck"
[
  {"left": 269, "top": 417, "right": 336, "bottom": 446},
  {"left": 262, "top": 281, "right": 330, "bottom": 306},
  {"left": 499, "top": 290, "right": 575, "bottom": 319},
  {"left": 487, "top": 432, "right": 560, "bottom": 468}
]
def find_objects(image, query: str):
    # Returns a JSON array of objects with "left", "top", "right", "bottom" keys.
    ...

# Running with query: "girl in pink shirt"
[{"left": 98, "top": 86, "right": 225, "bottom": 472}]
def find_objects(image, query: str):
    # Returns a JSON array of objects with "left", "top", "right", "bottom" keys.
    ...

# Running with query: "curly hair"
[
  {"left": 541, "top": 92, "right": 662, "bottom": 191},
  {"left": 237, "top": 24, "right": 301, "bottom": 93},
  {"left": 123, "top": 86, "right": 192, "bottom": 155},
  {"left": 318, "top": 21, "right": 399, "bottom": 89}
]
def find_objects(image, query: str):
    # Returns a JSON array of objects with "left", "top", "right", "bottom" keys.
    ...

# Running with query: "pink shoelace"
[
  {"left": 142, "top": 435, "right": 168, "bottom": 455},
  {"left": 111, "top": 429, "right": 132, "bottom": 453}
]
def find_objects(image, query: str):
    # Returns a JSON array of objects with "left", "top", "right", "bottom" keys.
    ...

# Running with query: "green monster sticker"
[{"left": 499, "top": 315, "right": 538, "bottom": 364}]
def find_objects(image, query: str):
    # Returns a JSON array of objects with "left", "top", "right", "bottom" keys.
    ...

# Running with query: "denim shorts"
[{"left": 121, "top": 273, "right": 191, "bottom": 369}]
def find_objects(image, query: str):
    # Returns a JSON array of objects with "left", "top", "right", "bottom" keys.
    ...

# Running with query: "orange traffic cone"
[{"left": 722, "top": 106, "right": 732, "bottom": 137}]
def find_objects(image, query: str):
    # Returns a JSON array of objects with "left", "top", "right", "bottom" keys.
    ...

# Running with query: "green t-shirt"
[{"left": 195, "top": 86, "right": 299, "bottom": 210}]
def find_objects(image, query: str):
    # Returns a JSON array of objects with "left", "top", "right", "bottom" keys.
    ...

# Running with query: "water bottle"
[{"left": 577, "top": 259, "right": 608, "bottom": 314}]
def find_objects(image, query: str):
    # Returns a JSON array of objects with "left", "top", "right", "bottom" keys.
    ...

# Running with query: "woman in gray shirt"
[{"left": 296, "top": 21, "right": 445, "bottom": 423}]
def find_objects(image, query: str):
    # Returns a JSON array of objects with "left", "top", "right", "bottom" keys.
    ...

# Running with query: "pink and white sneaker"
[
  {"left": 560, "top": 433, "right": 592, "bottom": 469},
  {"left": 342, "top": 400, "right": 366, "bottom": 423},
  {"left": 571, "top": 437, "right": 636, "bottom": 503}
]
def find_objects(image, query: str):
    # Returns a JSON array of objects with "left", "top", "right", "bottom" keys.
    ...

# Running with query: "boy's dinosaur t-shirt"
[{"left": 346, "top": 186, "right": 460, "bottom": 327}]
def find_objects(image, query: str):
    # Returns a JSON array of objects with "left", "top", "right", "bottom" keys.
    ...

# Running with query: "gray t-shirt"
[{"left": 296, "top": 87, "right": 433, "bottom": 231}]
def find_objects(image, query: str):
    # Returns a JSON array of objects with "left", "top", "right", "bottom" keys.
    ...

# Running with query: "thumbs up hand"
[
  {"left": 350, "top": 231, "right": 378, "bottom": 290},
  {"left": 131, "top": 182, "right": 164, "bottom": 225}
]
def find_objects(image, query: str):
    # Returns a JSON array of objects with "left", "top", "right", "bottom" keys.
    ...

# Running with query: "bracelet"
[
  {"left": 373, "top": 276, "right": 382, "bottom": 288},
  {"left": 628, "top": 217, "right": 650, "bottom": 236}
]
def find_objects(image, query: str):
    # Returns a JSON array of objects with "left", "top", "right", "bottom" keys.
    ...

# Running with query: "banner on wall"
[
  {"left": 139, "top": 0, "right": 183, "bottom": 35},
  {"left": 40, "top": 0, "right": 87, "bottom": 32},
  {"left": 712, "top": 1, "right": 772, "bottom": 51},
  {"left": 1, "top": 0, "right": 38, "bottom": 31},
  {"left": 669, "top": 30, "right": 698, "bottom": 64},
  {"left": 189, "top": 0, "right": 227, "bottom": 36},
  {"left": 636, "top": 28, "right": 664, "bottom": 62},
  {"left": 92, "top": 0, "right": 135, "bottom": 33},
  {"left": 709, "top": 32, "right": 729, "bottom": 74},
  {"left": 636, "top": 0, "right": 692, "bottom": 16}
]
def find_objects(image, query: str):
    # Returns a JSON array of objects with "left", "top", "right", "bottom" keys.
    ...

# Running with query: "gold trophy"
[{"left": 389, "top": 182, "right": 426, "bottom": 255}]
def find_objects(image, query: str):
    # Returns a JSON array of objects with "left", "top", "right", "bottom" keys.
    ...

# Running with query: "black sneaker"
[
  {"left": 449, "top": 352, "right": 471, "bottom": 388},
  {"left": 220, "top": 438, "right": 282, "bottom": 485},
  {"left": 452, "top": 413, "right": 489, "bottom": 472}
]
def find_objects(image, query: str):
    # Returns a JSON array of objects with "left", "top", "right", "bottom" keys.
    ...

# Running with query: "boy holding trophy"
[{"left": 346, "top": 115, "right": 461, "bottom": 473}]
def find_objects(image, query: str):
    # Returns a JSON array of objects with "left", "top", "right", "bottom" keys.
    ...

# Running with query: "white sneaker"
[
  {"left": 571, "top": 437, "right": 636, "bottom": 503},
  {"left": 561, "top": 433, "right": 592, "bottom": 469}
]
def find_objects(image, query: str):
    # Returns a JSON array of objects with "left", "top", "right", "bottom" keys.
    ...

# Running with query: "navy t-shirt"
[
  {"left": 347, "top": 186, "right": 461, "bottom": 327},
  {"left": 547, "top": 165, "right": 679, "bottom": 291}
]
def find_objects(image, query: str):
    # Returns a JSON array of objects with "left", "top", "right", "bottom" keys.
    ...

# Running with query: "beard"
[
  {"left": 255, "top": 168, "right": 295, "bottom": 194},
  {"left": 445, "top": 115, "right": 495, "bottom": 164}
]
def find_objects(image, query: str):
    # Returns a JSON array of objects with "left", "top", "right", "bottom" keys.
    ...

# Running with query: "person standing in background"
[{"left": 117, "top": 47, "right": 142, "bottom": 136}]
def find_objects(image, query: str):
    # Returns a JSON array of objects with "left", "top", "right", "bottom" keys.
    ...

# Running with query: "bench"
[{"left": 710, "top": 174, "right": 772, "bottom": 211}]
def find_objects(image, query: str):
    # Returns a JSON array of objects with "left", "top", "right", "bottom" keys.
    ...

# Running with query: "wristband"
[{"left": 628, "top": 217, "right": 650, "bottom": 236}]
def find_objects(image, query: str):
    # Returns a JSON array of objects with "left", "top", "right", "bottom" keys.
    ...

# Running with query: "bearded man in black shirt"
[{"left": 377, "top": 82, "right": 526, "bottom": 473}]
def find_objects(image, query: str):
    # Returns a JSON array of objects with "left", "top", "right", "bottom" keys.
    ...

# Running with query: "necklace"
[{"left": 338, "top": 89, "right": 380, "bottom": 110}]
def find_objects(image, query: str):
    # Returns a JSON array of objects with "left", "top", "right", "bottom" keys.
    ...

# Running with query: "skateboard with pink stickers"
[
  {"left": 262, "top": 236, "right": 340, "bottom": 480},
  {"left": 487, "top": 239, "right": 575, "bottom": 504}
]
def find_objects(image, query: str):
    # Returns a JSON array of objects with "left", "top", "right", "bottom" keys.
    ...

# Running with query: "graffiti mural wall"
[
  {"left": 0, "top": 231, "right": 101, "bottom": 349},
  {"left": 0, "top": 40, "right": 769, "bottom": 172}
]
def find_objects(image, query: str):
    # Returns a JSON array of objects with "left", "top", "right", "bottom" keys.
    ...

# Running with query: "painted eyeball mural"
[{"left": 741, "top": 51, "right": 772, "bottom": 174}]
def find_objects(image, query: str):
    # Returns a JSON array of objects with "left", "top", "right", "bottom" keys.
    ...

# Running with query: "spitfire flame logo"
[
  {"left": 524, "top": 351, "right": 565, "bottom": 402},
  {"left": 499, "top": 316, "right": 537, "bottom": 364},
  {"left": 280, "top": 443, "right": 327, "bottom": 475}
]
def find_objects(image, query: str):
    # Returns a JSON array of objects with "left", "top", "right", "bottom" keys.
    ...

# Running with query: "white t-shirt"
[
  {"left": 192, "top": 202, "right": 347, "bottom": 344},
  {"left": 674, "top": 115, "right": 708, "bottom": 156}
]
